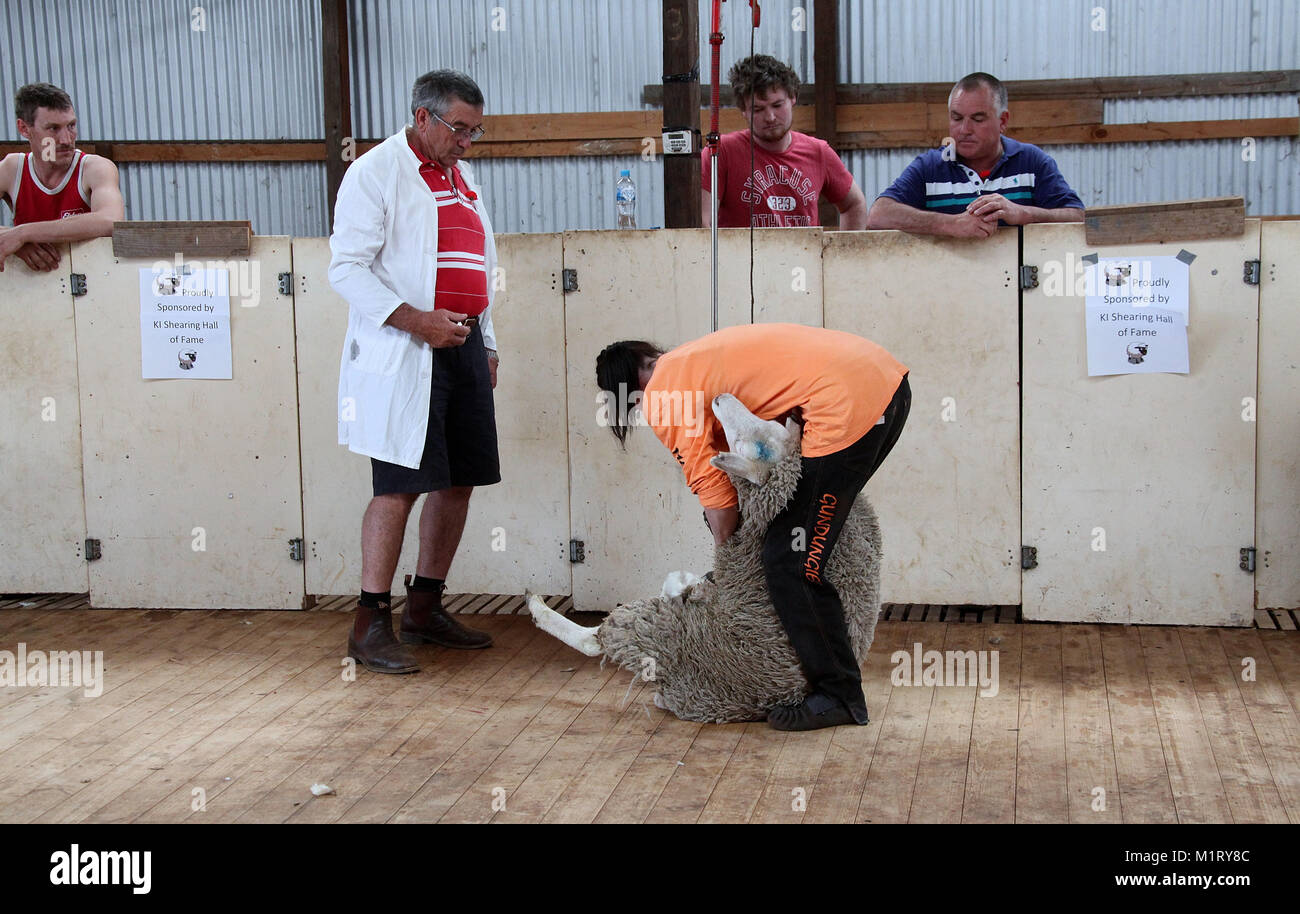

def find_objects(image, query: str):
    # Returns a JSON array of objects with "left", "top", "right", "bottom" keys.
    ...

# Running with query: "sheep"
[{"left": 528, "top": 394, "right": 883, "bottom": 724}]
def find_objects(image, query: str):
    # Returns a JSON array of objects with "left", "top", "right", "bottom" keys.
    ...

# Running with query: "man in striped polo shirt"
[
  {"left": 330, "top": 69, "right": 500, "bottom": 674},
  {"left": 866, "top": 72, "right": 1084, "bottom": 238}
]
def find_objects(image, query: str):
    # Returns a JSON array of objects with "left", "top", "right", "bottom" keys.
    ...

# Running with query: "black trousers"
[{"left": 761, "top": 376, "right": 911, "bottom": 709}]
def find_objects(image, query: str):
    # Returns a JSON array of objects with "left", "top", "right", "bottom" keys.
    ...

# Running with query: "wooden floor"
[{"left": 1, "top": 595, "right": 1298, "bottom": 823}]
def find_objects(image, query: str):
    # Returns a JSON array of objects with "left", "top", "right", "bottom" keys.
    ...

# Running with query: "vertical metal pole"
[
  {"left": 711, "top": 155, "right": 719, "bottom": 331},
  {"left": 707, "top": 0, "right": 725, "bottom": 333}
]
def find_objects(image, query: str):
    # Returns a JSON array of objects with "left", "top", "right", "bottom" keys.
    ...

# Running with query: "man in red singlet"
[{"left": 0, "top": 82, "right": 124, "bottom": 272}]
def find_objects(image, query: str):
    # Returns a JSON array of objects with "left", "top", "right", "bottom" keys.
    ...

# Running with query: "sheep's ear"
[{"left": 711, "top": 451, "right": 767, "bottom": 485}]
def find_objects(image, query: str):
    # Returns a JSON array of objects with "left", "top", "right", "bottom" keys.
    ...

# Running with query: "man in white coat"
[{"left": 330, "top": 70, "right": 500, "bottom": 673}]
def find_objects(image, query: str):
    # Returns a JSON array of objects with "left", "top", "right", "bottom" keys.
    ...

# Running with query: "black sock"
[
  {"left": 359, "top": 589, "right": 391, "bottom": 608},
  {"left": 410, "top": 575, "right": 444, "bottom": 592}
]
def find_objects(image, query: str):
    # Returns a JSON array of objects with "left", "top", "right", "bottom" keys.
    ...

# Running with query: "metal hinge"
[
  {"left": 288, "top": 538, "right": 304, "bottom": 562},
  {"left": 1242, "top": 260, "right": 1261, "bottom": 285},
  {"left": 1018, "top": 265, "right": 1039, "bottom": 290},
  {"left": 562, "top": 268, "right": 579, "bottom": 293},
  {"left": 1240, "top": 547, "right": 1256, "bottom": 573},
  {"left": 1021, "top": 546, "right": 1038, "bottom": 570},
  {"left": 569, "top": 539, "right": 585, "bottom": 563},
  {"left": 278, "top": 272, "right": 293, "bottom": 295},
  {"left": 85, "top": 538, "right": 101, "bottom": 561},
  {"left": 70, "top": 273, "right": 88, "bottom": 296}
]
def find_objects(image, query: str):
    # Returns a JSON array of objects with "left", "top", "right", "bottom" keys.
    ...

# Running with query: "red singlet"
[{"left": 10, "top": 150, "right": 91, "bottom": 224}]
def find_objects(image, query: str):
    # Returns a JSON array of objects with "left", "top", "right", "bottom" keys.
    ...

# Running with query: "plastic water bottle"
[{"left": 616, "top": 169, "right": 637, "bottom": 229}]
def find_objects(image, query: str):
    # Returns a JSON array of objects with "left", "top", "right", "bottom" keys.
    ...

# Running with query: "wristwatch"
[{"left": 485, "top": 348, "right": 499, "bottom": 362}]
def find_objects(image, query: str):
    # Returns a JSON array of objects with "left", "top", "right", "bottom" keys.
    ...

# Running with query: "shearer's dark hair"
[
  {"left": 596, "top": 340, "right": 664, "bottom": 448},
  {"left": 411, "top": 69, "right": 484, "bottom": 119},
  {"left": 728, "top": 54, "right": 801, "bottom": 110},
  {"left": 951, "top": 72, "right": 1008, "bottom": 115},
  {"left": 15, "top": 82, "right": 73, "bottom": 124}
]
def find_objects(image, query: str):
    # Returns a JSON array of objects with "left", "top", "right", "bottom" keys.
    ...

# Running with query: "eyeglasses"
[{"left": 429, "top": 110, "right": 486, "bottom": 142}]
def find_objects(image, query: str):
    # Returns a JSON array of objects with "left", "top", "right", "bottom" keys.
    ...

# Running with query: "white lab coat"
[{"left": 329, "top": 129, "right": 498, "bottom": 468}]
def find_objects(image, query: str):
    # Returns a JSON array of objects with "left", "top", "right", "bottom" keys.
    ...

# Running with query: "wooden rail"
[{"left": 2, "top": 71, "right": 1294, "bottom": 162}]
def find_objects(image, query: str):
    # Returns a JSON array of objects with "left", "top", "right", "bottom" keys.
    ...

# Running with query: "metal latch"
[
  {"left": 85, "top": 538, "right": 102, "bottom": 561},
  {"left": 569, "top": 539, "right": 585, "bottom": 563},
  {"left": 562, "top": 269, "right": 579, "bottom": 293},
  {"left": 1021, "top": 546, "right": 1038, "bottom": 570},
  {"left": 1240, "top": 547, "right": 1256, "bottom": 573},
  {"left": 278, "top": 272, "right": 293, "bottom": 295},
  {"left": 70, "top": 273, "right": 88, "bottom": 296},
  {"left": 289, "top": 538, "right": 304, "bottom": 562},
  {"left": 1242, "top": 260, "right": 1261, "bottom": 285},
  {"left": 1018, "top": 265, "right": 1039, "bottom": 290}
]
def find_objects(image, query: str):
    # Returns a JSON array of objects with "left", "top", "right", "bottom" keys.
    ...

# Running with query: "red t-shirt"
[
  {"left": 409, "top": 138, "right": 489, "bottom": 318},
  {"left": 10, "top": 150, "right": 91, "bottom": 225},
  {"left": 701, "top": 130, "right": 853, "bottom": 228}
]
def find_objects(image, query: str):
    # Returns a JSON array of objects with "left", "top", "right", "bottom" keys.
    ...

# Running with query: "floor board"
[{"left": 0, "top": 605, "right": 1297, "bottom": 823}]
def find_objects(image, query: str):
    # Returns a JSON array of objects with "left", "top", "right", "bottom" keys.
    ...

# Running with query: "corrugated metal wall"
[
  {"left": 0, "top": 0, "right": 324, "bottom": 234},
  {"left": 1, "top": 0, "right": 1297, "bottom": 235},
  {"left": 837, "top": 0, "right": 1300, "bottom": 217}
]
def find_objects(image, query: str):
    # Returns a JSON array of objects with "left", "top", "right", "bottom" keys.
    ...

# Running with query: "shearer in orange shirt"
[{"left": 596, "top": 323, "right": 910, "bottom": 730}]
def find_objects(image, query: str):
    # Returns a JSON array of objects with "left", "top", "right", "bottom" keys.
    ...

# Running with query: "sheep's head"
[{"left": 708, "top": 393, "right": 800, "bottom": 485}]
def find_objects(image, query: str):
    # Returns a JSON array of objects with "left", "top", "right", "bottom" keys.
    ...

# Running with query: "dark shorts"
[{"left": 370, "top": 323, "right": 501, "bottom": 496}]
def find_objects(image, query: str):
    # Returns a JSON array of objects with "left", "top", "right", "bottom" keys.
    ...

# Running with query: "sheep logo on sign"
[
  {"left": 1104, "top": 263, "right": 1132, "bottom": 286},
  {"left": 1126, "top": 343, "right": 1148, "bottom": 364},
  {"left": 178, "top": 349, "right": 198, "bottom": 370}
]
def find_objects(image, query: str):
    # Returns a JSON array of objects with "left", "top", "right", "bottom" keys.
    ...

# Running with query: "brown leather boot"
[
  {"left": 398, "top": 575, "right": 493, "bottom": 649},
  {"left": 348, "top": 602, "right": 419, "bottom": 674}
]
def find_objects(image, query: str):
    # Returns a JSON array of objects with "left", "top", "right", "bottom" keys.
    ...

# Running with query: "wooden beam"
[
  {"left": 1013, "top": 116, "right": 1299, "bottom": 146},
  {"left": 483, "top": 110, "right": 662, "bottom": 143},
  {"left": 1084, "top": 197, "right": 1246, "bottom": 245},
  {"left": 17, "top": 142, "right": 329, "bottom": 162},
  {"left": 662, "top": 0, "right": 700, "bottom": 228},
  {"left": 813, "top": 0, "right": 839, "bottom": 227},
  {"left": 837, "top": 70, "right": 1300, "bottom": 104},
  {"left": 321, "top": 0, "right": 352, "bottom": 230},
  {"left": 111, "top": 221, "right": 252, "bottom": 258},
  {"left": 837, "top": 116, "right": 1299, "bottom": 150},
  {"left": 2, "top": 114, "right": 1291, "bottom": 165},
  {"left": 643, "top": 70, "right": 1300, "bottom": 107}
]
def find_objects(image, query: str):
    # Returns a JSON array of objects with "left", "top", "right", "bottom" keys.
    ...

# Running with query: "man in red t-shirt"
[
  {"left": 0, "top": 83, "right": 124, "bottom": 272},
  {"left": 701, "top": 55, "right": 867, "bottom": 229}
]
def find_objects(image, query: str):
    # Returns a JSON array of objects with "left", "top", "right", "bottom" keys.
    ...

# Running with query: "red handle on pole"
[{"left": 708, "top": 0, "right": 724, "bottom": 144}]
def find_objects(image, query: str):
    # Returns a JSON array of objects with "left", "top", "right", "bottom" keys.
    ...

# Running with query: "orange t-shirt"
[{"left": 644, "top": 323, "right": 908, "bottom": 509}]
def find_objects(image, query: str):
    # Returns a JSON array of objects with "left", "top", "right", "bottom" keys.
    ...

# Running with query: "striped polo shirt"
[
  {"left": 409, "top": 137, "right": 489, "bottom": 317},
  {"left": 877, "top": 136, "right": 1083, "bottom": 216}
]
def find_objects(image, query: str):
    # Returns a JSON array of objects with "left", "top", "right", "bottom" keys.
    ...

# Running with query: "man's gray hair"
[
  {"left": 411, "top": 69, "right": 484, "bottom": 119},
  {"left": 950, "top": 72, "right": 1008, "bottom": 115}
]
